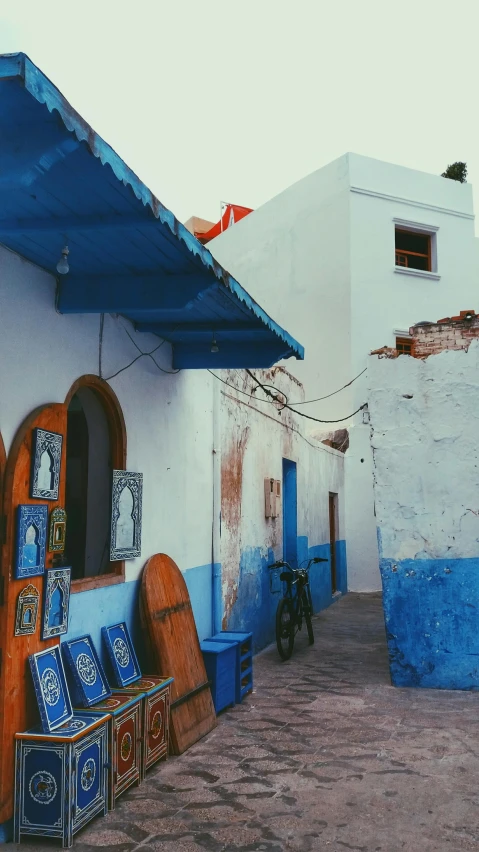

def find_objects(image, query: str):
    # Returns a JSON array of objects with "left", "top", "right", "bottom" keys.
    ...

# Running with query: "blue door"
[{"left": 282, "top": 459, "right": 297, "bottom": 567}]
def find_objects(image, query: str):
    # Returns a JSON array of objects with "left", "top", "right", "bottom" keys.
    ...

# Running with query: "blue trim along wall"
[
  {"left": 381, "top": 558, "right": 479, "bottom": 690},
  {"left": 225, "top": 538, "right": 347, "bottom": 652},
  {"left": 63, "top": 562, "right": 214, "bottom": 671}
]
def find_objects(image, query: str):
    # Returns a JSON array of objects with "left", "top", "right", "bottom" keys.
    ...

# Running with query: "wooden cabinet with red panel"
[{"left": 113, "top": 676, "right": 173, "bottom": 778}]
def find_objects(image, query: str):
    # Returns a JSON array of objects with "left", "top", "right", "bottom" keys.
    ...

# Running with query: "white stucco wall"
[
  {"left": 346, "top": 154, "right": 478, "bottom": 590},
  {"left": 367, "top": 343, "right": 479, "bottom": 561},
  {"left": 208, "top": 155, "right": 352, "bottom": 423},
  {"left": 0, "top": 244, "right": 215, "bottom": 582},
  {"left": 349, "top": 154, "right": 477, "bottom": 392}
]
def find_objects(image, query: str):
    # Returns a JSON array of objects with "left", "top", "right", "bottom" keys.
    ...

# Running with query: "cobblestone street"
[{"left": 16, "top": 593, "right": 479, "bottom": 851}]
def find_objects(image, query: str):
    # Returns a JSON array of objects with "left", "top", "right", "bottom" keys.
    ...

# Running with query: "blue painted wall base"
[
  {"left": 63, "top": 562, "right": 215, "bottom": 675},
  {"left": 226, "top": 538, "right": 347, "bottom": 652},
  {"left": 381, "top": 557, "right": 479, "bottom": 690}
]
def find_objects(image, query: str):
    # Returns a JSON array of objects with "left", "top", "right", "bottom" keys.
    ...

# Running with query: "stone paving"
[{"left": 15, "top": 593, "right": 479, "bottom": 851}]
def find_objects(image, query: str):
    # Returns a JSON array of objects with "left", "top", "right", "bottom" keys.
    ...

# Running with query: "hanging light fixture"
[
  {"left": 56, "top": 245, "right": 70, "bottom": 275},
  {"left": 210, "top": 334, "right": 219, "bottom": 354}
]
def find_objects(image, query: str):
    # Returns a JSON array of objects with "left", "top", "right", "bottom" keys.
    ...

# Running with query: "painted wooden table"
[{"left": 14, "top": 713, "right": 109, "bottom": 848}]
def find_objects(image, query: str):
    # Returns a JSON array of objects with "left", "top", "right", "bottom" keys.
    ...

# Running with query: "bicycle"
[{"left": 269, "top": 557, "right": 328, "bottom": 660}]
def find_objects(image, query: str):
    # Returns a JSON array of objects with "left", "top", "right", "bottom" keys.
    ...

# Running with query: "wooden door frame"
[
  {"left": 329, "top": 492, "right": 338, "bottom": 594},
  {"left": 65, "top": 375, "right": 127, "bottom": 593}
]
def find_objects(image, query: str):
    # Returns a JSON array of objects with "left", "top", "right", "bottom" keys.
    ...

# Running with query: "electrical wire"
[
  {"left": 245, "top": 369, "right": 365, "bottom": 424},
  {"left": 102, "top": 318, "right": 181, "bottom": 381},
  {"left": 207, "top": 370, "right": 284, "bottom": 404},
  {"left": 289, "top": 368, "right": 367, "bottom": 405},
  {"left": 119, "top": 323, "right": 181, "bottom": 375}
]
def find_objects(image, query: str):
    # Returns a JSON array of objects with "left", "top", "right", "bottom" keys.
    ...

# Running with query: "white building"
[{"left": 207, "top": 153, "right": 479, "bottom": 592}]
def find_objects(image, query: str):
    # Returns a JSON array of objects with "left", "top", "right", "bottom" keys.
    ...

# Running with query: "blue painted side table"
[
  {"left": 200, "top": 641, "right": 236, "bottom": 713},
  {"left": 14, "top": 713, "right": 109, "bottom": 848},
  {"left": 208, "top": 631, "right": 253, "bottom": 703}
]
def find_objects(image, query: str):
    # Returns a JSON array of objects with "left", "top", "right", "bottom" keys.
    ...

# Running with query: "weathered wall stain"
[{"left": 221, "top": 425, "right": 250, "bottom": 532}]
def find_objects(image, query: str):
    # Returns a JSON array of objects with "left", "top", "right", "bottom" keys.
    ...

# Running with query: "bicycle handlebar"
[{"left": 268, "top": 557, "right": 328, "bottom": 571}]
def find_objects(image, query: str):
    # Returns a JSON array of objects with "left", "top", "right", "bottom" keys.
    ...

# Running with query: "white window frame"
[{"left": 393, "top": 217, "right": 440, "bottom": 280}]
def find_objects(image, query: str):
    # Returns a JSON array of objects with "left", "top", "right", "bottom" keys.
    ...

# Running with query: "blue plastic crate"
[
  {"left": 207, "top": 631, "right": 253, "bottom": 703},
  {"left": 200, "top": 641, "right": 236, "bottom": 713}
]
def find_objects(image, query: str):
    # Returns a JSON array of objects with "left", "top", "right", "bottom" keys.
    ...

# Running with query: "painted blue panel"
[
  {"left": 29, "top": 646, "right": 73, "bottom": 732},
  {"left": 101, "top": 623, "right": 141, "bottom": 687},
  {"left": 380, "top": 557, "right": 479, "bottom": 690},
  {"left": 282, "top": 460, "right": 298, "bottom": 567},
  {"left": 62, "top": 635, "right": 111, "bottom": 707}
]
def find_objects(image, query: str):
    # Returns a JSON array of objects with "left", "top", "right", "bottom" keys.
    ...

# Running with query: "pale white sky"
[{"left": 1, "top": 0, "right": 478, "bottom": 226}]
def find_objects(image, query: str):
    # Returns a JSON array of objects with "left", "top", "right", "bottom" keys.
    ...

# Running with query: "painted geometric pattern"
[{"left": 110, "top": 470, "right": 143, "bottom": 561}]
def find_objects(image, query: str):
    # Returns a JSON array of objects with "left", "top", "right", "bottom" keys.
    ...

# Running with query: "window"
[
  {"left": 396, "top": 336, "right": 414, "bottom": 356},
  {"left": 395, "top": 228, "right": 431, "bottom": 272},
  {"left": 64, "top": 376, "right": 126, "bottom": 591}
]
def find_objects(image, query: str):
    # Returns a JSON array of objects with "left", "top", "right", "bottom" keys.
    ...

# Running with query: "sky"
[{"left": 0, "top": 0, "right": 478, "bottom": 227}]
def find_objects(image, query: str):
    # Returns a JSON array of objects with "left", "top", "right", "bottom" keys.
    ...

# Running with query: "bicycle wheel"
[
  {"left": 302, "top": 592, "right": 314, "bottom": 645},
  {"left": 276, "top": 597, "right": 295, "bottom": 660}
]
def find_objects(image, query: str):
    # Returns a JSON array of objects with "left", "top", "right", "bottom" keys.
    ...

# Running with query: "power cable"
[
  {"left": 245, "top": 369, "right": 365, "bottom": 424},
  {"left": 101, "top": 318, "right": 181, "bottom": 381},
  {"left": 289, "top": 368, "right": 367, "bottom": 405}
]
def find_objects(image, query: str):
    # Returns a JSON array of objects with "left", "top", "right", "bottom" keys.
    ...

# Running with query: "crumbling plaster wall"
[
  {"left": 219, "top": 369, "right": 346, "bottom": 650},
  {"left": 367, "top": 342, "right": 479, "bottom": 689}
]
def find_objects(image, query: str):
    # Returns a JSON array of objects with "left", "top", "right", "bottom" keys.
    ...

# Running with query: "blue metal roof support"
[{"left": 0, "top": 53, "right": 304, "bottom": 369}]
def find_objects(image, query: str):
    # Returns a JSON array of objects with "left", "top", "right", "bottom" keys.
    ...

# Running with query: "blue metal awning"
[{"left": 0, "top": 53, "right": 304, "bottom": 369}]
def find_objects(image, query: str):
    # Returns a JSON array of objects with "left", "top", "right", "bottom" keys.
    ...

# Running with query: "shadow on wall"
[{"left": 225, "top": 540, "right": 347, "bottom": 652}]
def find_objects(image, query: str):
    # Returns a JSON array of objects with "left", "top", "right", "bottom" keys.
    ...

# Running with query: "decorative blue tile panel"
[
  {"left": 29, "top": 646, "right": 73, "bottom": 732},
  {"left": 110, "top": 471, "right": 142, "bottom": 561},
  {"left": 14, "top": 504, "right": 47, "bottom": 579},
  {"left": 42, "top": 567, "right": 71, "bottom": 640},
  {"left": 30, "top": 428, "right": 63, "bottom": 501},
  {"left": 62, "top": 635, "right": 111, "bottom": 707},
  {"left": 102, "top": 622, "right": 141, "bottom": 687}
]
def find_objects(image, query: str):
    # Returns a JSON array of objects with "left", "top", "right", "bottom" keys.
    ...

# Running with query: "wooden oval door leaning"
[{"left": 141, "top": 554, "right": 216, "bottom": 754}]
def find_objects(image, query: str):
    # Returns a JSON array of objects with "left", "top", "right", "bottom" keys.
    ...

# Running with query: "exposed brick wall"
[{"left": 411, "top": 310, "right": 479, "bottom": 357}]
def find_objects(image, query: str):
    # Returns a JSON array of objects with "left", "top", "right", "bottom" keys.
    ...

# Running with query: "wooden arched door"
[{"left": 0, "top": 404, "right": 66, "bottom": 825}]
